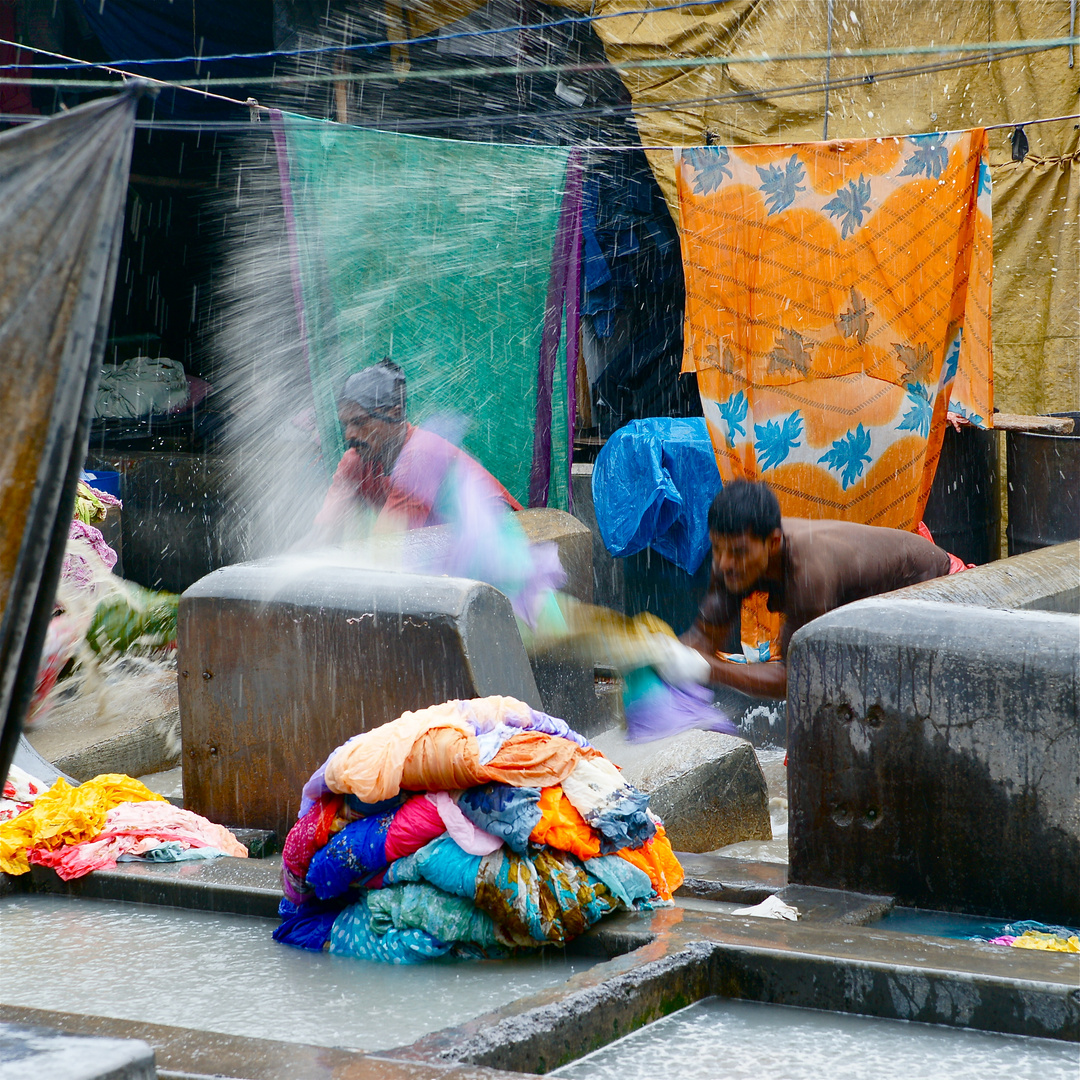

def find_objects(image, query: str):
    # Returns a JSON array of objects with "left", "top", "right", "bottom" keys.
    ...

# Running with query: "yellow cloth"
[
  {"left": 1011, "top": 930, "right": 1080, "bottom": 953},
  {"left": 0, "top": 774, "right": 166, "bottom": 875},
  {"left": 73, "top": 480, "right": 108, "bottom": 524},
  {"left": 528, "top": 597, "right": 679, "bottom": 672}
]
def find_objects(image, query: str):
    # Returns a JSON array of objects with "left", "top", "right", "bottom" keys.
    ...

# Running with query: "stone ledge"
[
  {"left": 0, "top": 1020, "right": 155, "bottom": 1080},
  {"left": 591, "top": 728, "right": 772, "bottom": 852},
  {"left": 788, "top": 597, "right": 1080, "bottom": 923}
]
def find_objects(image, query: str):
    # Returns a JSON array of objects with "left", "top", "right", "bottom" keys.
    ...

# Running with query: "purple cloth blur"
[
  {"left": 403, "top": 437, "right": 567, "bottom": 627},
  {"left": 623, "top": 675, "right": 739, "bottom": 743},
  {"left": 529, "top": 151, "right": 583, "bottom": 509}
]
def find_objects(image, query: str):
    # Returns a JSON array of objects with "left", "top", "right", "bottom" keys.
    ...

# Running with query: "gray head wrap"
[{"left": 339, "top": 359, "right": 406, "bottom": 414}]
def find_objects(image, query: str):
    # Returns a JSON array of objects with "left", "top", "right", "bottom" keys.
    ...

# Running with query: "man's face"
[
  {"left": 710, "top": 529, "right": 780, "bottom": 595},
  {"left": 338, "top": 404, "right": 401, "bottom": 464}
]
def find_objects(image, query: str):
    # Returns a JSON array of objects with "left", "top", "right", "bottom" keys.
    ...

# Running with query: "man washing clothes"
[
  {"left": 679, "top": 480, "right": 953, "bottom": 702},
  {"left": 301, "top": 359, "right": 521, "bottom": 545}
]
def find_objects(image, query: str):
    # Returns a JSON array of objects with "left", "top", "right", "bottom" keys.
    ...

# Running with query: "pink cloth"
[
  {"left": 427, "top": 791, "right": 502, "bottom": 856},
  {"left": 314, "top": 424, "right": 521, "bottom": 536},
  {"left": 29, "top": 801, "right": 247, "bottom": 880},
  {"left": 62, "top": 520, "right": 117, "bottom": 589},
  {"left": 384, "top": 795, "right": 446, "bottom": 862},
  {"left": 916, "top": 521, "right": 974, "bottom": 573}
]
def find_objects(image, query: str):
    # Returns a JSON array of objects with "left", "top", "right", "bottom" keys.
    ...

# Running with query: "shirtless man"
[{"left": 681, "top": 480, "right": 951, "bottom": 700}]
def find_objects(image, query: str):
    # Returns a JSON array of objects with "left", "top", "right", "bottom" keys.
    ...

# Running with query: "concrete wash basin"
[
  {"left": 788, "top": 542, "right": 1080, "bottom": 924},
  {"left": 2, "top": 851, "right": 1076, "bottom": 1077},
  {"left": 18, "top": 540, "right": 1073, "bottom": 1077}
]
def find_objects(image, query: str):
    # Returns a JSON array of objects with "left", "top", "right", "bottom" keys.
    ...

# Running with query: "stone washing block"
[
  {"left": 788, "top": 597, "right": 1080, "bottom": 924},
  {"left": 515, "top": 507, "right": 611, "bottom": 733},
  {"left": 895, "top": 540, "right": 1079, "bottom": 614},
  {"left": 570, "top": 462, "right": 625, "bottom": 612},
  {"left": 590, "top": 727, "right": 772, "bottom": 853},
  {"left": 0, "top": 1021, "right": 154, "bottom": 1080},
  {"left": 178, "top": 560, "right": 541, "bottom": 838},
  {"left": 514, "top": 508, "right": 593, "bottom": 604}
]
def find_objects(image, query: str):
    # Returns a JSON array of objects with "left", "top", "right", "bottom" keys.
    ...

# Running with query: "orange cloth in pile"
[
  {"left": 616, "top": 826, "right": 684, "bottom": 901},
  {"left": 529, "top": 785, "right": 684, "bottom": 900},
  {"left": 325, "top": 698, "right": 585, "bottom": 803}
]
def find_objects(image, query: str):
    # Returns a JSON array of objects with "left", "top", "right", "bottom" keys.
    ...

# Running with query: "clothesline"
[
  {"left": 0, "top": 1, "right": 731, "bottom": 71},
  {"left": 1, "top": 100, "right": 1074, "bottom": 155},
  {"left": 1, "top": 36, "right": 1075, "bottom": 92}
]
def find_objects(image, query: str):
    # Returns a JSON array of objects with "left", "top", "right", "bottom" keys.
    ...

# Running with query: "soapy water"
[
  {"left": 551, "top": 997, "right": 1079, "bottom": 1080},
  {"left": 0, "top": 895, "right": 594, "bottom": 1051}
]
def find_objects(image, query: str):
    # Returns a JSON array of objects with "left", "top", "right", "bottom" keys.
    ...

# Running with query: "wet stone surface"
[
  {"left": 0, "top": 1020, "right": 155, "bottom": 1080},
  {"left": 788, "top": 594, "right": 1080, "bottom": 924},
  {"left": 591, "top": 727, "right": 772, "bottom": 852}
]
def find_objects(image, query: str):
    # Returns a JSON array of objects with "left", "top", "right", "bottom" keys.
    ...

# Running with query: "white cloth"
[
  {"left": 733, "top": 894, "right": 800, "bottom": 920},
  {"left": 649, "top": 635, "right": 713, "bottom": 687},
  {"left": 96, "top": 356, "right": 188, "bottom": 418}
]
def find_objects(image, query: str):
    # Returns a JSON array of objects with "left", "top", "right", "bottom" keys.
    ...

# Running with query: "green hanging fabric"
[{"left": 274, "top": 113, "right": 573, "bottom": 510}]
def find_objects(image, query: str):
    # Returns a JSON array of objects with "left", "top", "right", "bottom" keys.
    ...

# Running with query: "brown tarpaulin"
[
  {"left": 0, "top": 90, "right": 139, "bottom": 781},
  {"left": 397, "top": 0, "right": 1078, "bottom": 414}
]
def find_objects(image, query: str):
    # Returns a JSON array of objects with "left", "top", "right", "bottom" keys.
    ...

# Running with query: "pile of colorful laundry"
[
  {"left": 275, "top": 696, "right": 683, "bottom": 963},
  {"left": 976, "top": 921, "right": 1080, "bottom": 953},
  {"left": 0, "top": 770, "right": 247, "bottom": 879}
]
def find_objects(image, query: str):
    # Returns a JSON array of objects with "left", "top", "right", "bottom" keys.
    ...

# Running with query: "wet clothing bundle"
[
  {"left": 276, "top": 696, "right": 683, "bottom": 962},
  {"left": 975, "top": 920, "right": 1080, "bottom": 953},
  {"left": 0, "top": 772, "right": 247, "bottom": 878}
]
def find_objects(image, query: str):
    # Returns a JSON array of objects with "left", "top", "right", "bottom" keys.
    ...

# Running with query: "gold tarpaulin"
[{"left": 382, "top": 1, "right": 1077, "bottom": 414}]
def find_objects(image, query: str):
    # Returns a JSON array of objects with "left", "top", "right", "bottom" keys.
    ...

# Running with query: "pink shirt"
[{"left": 314, "top": 423, "right": 521, "bottom": 536}]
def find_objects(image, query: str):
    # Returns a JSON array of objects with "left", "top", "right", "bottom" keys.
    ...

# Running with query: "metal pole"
[{"left": 823, "top": 0, "right": 834, "bottom": 139}]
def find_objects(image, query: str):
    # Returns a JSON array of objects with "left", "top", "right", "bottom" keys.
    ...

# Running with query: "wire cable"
[
  {"left": 0, "top": 37, "right": 1076, "bottom": 94},
  {"left": 1, "top": 1, "right": 736, "bottom": 71},
  {"left": 0, "top": 35, "right": 1074, "bottom": 150}
]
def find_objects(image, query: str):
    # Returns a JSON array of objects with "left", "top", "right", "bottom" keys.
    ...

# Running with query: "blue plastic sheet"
[{"left": 592, "top": 418, "right": 722, "bottom": 574}]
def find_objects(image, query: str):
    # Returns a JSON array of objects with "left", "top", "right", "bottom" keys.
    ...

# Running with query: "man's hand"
[{"left": 649, "top": 635, "right": 713, "bottom": 688}]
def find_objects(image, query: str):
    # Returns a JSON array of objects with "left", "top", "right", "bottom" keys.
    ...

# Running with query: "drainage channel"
[{"left": 2, "top": 856, "right": 1076, "bottom": 1078}]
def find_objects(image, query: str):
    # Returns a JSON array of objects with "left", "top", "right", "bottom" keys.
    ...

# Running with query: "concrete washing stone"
[
  {"left": 788, "top": 593, "right": 1080, "bottom": 924},
  {"left": 513, "top": 508, "right": 593, "bottom": 606},
  {"left": 0, "top": 1021, "right": 154, "bottom": 1080},
  {"left": 515, "top": 507, "right": 620, "bottom": 736},
  {"left": 178, "top": 561, "right": 542, "bottom": 839},
  {"left": 590, "top": 728, "right": 772, "bottom": 852}
]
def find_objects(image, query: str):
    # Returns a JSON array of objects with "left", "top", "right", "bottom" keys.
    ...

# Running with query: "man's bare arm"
[
  {"left": 703, "top": 657, "right": 786, "bottom": 699},
  {"left": 681, "top": 620, "right": 787, "bottom": 699}
]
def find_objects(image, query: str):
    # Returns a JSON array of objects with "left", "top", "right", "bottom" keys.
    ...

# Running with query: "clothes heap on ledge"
[
  {"left": 275, "top": 696, "right": 683, "bottom": 963},
  {"left": 0, "top": 771, "right": 247, "bottom": 878}
]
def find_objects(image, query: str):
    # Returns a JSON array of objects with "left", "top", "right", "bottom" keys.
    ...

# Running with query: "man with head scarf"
[{"left": 305, "top": 359, "right": 521, "bottom": 544}]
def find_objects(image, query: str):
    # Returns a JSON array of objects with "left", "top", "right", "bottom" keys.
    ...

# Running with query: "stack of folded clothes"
[{"left": 275, "top": 696, "right": 683, "bottom": 963}]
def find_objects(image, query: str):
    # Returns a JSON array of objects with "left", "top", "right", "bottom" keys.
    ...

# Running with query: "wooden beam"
[{"left": 992, "top": 414, "right": 1075, "bottom": 434}]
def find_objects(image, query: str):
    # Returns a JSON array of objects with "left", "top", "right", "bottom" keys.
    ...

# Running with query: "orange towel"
[
  {"left": 480, "top": 731, "right": 582, "bottom": 790},
  {"left": 617, "top": 826, "right": 684, "bottom": 901},
  {"left": 529, "top": 785, "right": 601, "bottom": 862},
  {"left": 400, "top": 727, "right": 484, "bottom": 793}
]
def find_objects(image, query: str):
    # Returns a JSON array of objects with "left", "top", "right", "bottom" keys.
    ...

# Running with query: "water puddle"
[
  {"left": 551, "top": 997, "right": 1078, "bottom": 1079},
  {"left": 0, "top": 895, "right": 594, "bottom": 1051}
]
